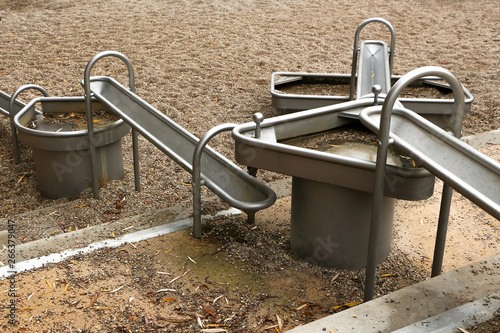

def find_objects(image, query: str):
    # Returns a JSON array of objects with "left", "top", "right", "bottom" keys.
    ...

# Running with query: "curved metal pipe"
[
  {"left": 9, "top": 84, "right": 50, "bottom": 163},
  {"left": 192, "top": 123, "right": 238, "bottom": 238},
  {"left": 350, "top": 17, "right": 396, "bottom": 100},
  {"left": 83, "top": 51, "right": 136, "bottom": 198},
  {"left": 364, "top": 66, "right": 465, "bottom": 301}
]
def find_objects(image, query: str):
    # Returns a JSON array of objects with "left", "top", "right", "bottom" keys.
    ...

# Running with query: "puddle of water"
[
  {"left": 320, "top": 141, "right": 405, "bottom": 167},
  {"left": 281, "top": 128, "right": 415, "bottom": 168}
]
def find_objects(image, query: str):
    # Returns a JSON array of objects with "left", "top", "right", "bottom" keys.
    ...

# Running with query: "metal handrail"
[
  {"left": 83, "top": 51, "right": 138, "bottom": 199},
  {"left": 350, "top": 18, "right": 396, "bottom": 100},
  {"left": 9, "top": 85, "right": 50, "bottom": 163},
  {"left": 363, "top": 66, "right": 465, "bottom": 302},
  {"left": 192, "top": 123, "right": 238, "bottom": 238}
]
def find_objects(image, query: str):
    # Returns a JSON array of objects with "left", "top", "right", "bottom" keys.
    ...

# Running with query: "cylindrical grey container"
[
  {"left": 290, "top": 177, "right": 395, "bottom": 269},
  {"left": 14, "top": 97, "right": 130, "bottom": 199},
  {"left": 29, "top": 126, "right": 128, "bottom": 199}
]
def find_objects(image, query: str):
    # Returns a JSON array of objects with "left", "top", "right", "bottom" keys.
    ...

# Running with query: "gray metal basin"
[
  {"left": 14, "top": 96, "right": 130, "bottom": 198},
  {"left": 233, "top": 99, "right": 435, "bottom": 268},
  {"left": 233, "top": 99, "right": 435, "bottom": 201},
  {"left": 271, "top": 72, "right": 474, "bottom": 129}
]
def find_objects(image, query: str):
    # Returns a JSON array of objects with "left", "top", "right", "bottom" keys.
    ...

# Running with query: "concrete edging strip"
[{"left": 0, "top": 208, "right": 241, "bottom": 278}]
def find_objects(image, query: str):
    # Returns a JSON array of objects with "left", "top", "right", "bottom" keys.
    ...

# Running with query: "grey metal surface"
[
  {"left": 290, "top": 177, "right": 395, "bottom": 269},
  {"left": 350, "top": 17, "right": 395, "bottom": 100},
  {"left": 13, "top": 96, "right": 129, "bottom": 198},
  {"left": 271, "top": 72, "right": 474, "bottom": 127},
  {"left": 233, "top": 99, "right": 435, "bottom": 200},
  {"left": 361, "top": 106, "right": 500, "bottom": 219},
  {"left": 86, "top": 75, "right": 276, "bottom": 216},
  {"left": 356, "top": 41, "right": 391, "bottom": 99},
  {"left": 233, "top": 101, "right": 431, "bottom": 268},
  {"left": 359, "top": 66, "right": 495, "bottom": 301},
  {"left": 0, "top": 90, "right": 25, "bottom": 116}
]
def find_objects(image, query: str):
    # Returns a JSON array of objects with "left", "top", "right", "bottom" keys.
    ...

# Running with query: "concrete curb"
[{"left": 286, "top": 254, "right": 500, "bottom": 332}]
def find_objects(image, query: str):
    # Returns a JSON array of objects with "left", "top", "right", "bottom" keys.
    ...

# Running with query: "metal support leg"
[
  {"left": 246, "top": 211, "right": 255, "bottom": 224},
  {"left": 248, "top": 166, "right": 258, "bottom": 177},
  {"left": 132, "top": 129, "right": 141, "bottom": 191},
  {"left": 431, "top": 183, "right": 453, "bottom": 277}
]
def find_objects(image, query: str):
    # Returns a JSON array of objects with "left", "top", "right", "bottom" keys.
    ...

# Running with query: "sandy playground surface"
[{"left": 0, "top": 0, "right": 499, "bottom": 332}]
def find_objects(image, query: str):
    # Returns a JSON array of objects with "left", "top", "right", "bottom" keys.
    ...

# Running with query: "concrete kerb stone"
[{"left": 286, "top": 254, "right": 500, "bottom": 332}]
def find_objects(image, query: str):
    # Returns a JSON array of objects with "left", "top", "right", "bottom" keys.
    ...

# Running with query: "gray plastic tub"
[{"left": 14, "top": 96, "right": 129, "bottom": 198}]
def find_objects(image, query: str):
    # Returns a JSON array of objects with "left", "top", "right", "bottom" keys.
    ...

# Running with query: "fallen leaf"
[
  {"left": 161, "top": 297, "right": 177, "bottom": 303},
  {"left": 332, "top": 301, "right": 361, "bottom": 311},
  {"left": 86, "top": 292, "right": 99, "bottom": 309},
  {"left": 203, "top": 306, "right": 216, "bottom": 317},
  {"left": 380, "top": 273, "right": 397, "bottom": 278},
  {"left": 295, "top": 303, "right": 310, "bottom": 311},
  {"left": 94, "top": 306, "right": 110, "bottom": 311}
]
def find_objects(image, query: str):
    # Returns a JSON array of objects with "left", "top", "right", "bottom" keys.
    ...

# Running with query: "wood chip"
[
  {"left": 213, "top": 294, "right": 224, "bottom": 304},
  {"left": 276, "top": 314, "right": 283, "bottom": 332},
  {"left": 157, "top": 288, "right": 176, "bottom": 293},
  {"left": 295, "top": 303, "right": 310, "bottom": 311},
  {"left": 86, "top": 292, "right": 99, "bottom": 309},
  {"left": 168, "top": 269, "right": 190, "bottom": 284},
  {"left": 108, "top": 285, "right": 124, "bottom": 293},
  {"left": 197, "top": 315, "right": 204, "bottom": 328}
]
